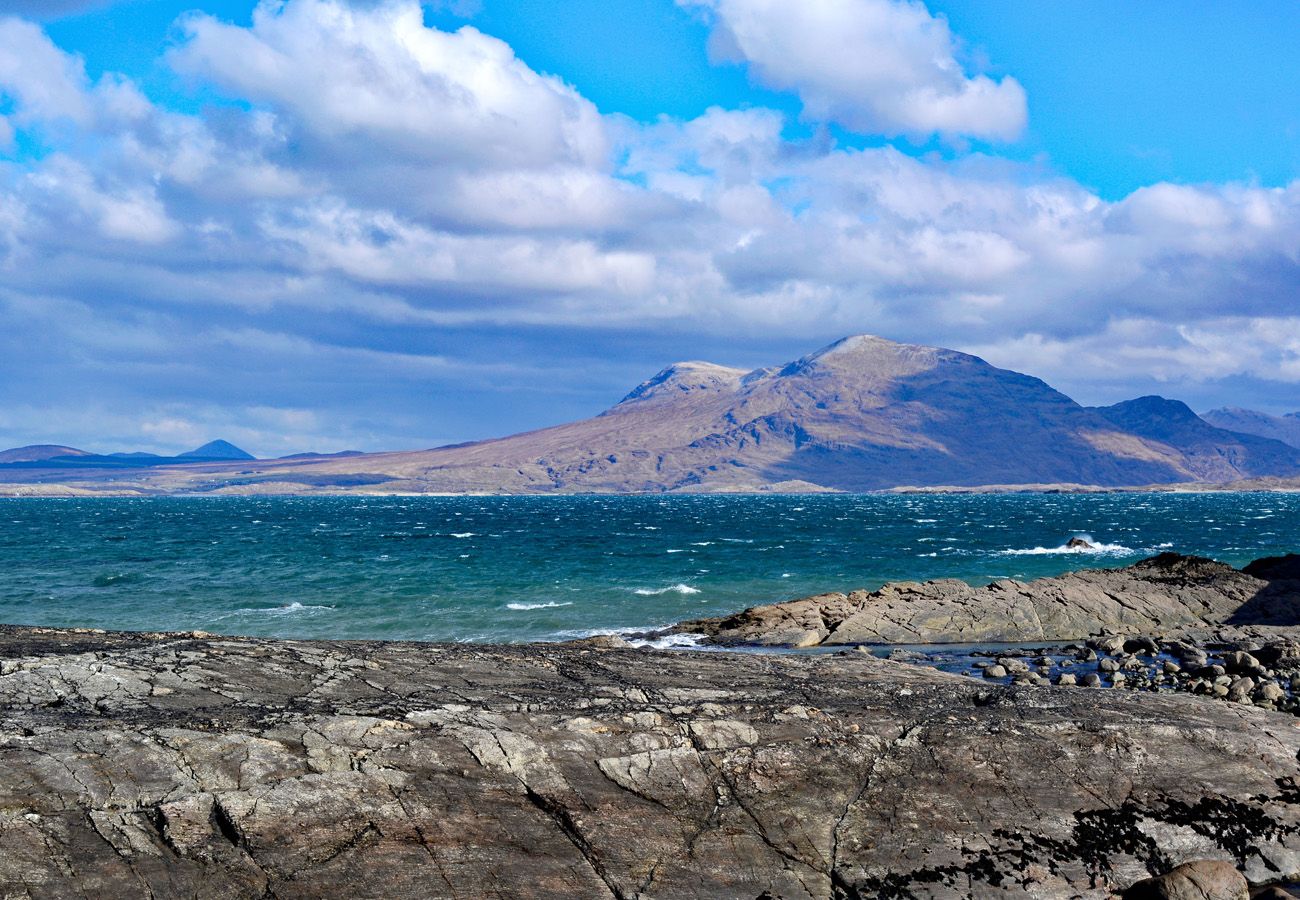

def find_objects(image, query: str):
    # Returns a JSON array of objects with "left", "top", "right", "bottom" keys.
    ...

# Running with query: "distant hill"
[
  {"left": 0, "top": 445, "right": 88, "bottom": 464},
  {"left": 1202, "top": 408, "right": 1300, "bottom": 451},
  {"left": 4, "top": 336, "right": 1299, "bottom": 494},
  {"left": 235, "top": 334, "right": 1298, "bottom": 493},
  {"left": 1090, "top": 397, "right": 1300, "bottom": 482},
  {"left": 180, "top": 440, "right": 255, "bottom": 460},
  {"left": 277, "top": 451, "right": 365, "bottom": 460}
]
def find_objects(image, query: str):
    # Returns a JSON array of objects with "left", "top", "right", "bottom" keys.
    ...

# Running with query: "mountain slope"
[
  {"left": 0, "top": 445, "right": 89, "bottom": 464},
  {"left": 1091, "top": 397, "right": 1300, "bottom": 482},
  {"left": 1202, "top": 407, "right": 1300, "bottom": 451}
]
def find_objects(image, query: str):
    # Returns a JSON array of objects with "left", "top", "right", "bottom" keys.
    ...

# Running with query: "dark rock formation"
[
  {"left": 673, "top": 553, "right": 1300, "bottom": 647},
  {"left": 2, "top": 625, "right": 1300, "bottom": 897}
]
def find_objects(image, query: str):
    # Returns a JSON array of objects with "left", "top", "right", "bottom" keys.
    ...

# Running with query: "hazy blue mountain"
[
  {"left": 1202, "top": 407, "right": 1300, "bottom": 451},
  {"left": 1090, "top": 397, "right": 1300, "bottom": 482},
  {"left": 180, "top": 440, "right": 255, "bottom": 460}
]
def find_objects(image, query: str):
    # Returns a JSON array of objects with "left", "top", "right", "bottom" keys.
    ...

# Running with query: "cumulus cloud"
[
  {"left": 0, "top": 0, "right": 1298, "bottom": 453},
  {"left": 680, "top": 0, "right": 1027, "bottom": 140}
]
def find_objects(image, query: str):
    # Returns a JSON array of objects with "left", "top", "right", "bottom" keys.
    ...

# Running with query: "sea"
[{"left": 2, "top": 492, "right": 1296, "bottom": 645}]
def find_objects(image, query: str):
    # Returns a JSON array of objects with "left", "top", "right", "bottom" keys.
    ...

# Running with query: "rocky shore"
[
  {"left": 671, "top": 552, "right": 1300, "bottom": 647},
  {"left": 0, "top": 624, "right": 1297, "bottom": 898}
]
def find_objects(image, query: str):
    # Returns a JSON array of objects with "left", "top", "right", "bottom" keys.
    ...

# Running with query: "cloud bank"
[{"left": 0, "top": 0, "right": 1297, "bottom": 453}]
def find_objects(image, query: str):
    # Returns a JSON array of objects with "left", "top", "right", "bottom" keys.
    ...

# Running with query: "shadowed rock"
[
  {"left": 1, "top": 625, "right": 1300, "bottom": 896},
  {"left": 673, "top": 553, "right": 1300, "bottom": 646}
]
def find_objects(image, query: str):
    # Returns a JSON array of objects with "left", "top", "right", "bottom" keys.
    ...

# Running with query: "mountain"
[
  {"left": 180, "top": 440, "right": 255, "bottom": 460},
  {"left": 1089, "top": 397, "right": 1300, "bottom": 483},
  {"left": 0, "top": 445, "right": 89, "bottom": 464},
  {"left": 4, "top": 335, "right": 1298, "bottom": 494},
  {"left": 1202, "top": 407, "right": 1300, "bottom": 451},
  {"left": 254, "top": 334, "right": 1293, "bottom": 493}
]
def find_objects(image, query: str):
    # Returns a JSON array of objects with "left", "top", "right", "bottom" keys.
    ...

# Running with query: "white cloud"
[
  {"left": 0, "top": 17, "right": 92, "bottom": 126},
  {"left": 681, "top": 0, "right": 1027, "bottom": 140},
  {"left": 170, "top": 0, "right": 606, "bottom": 170},
  {"left": 1, "top": 0, "right": 1300, "bottom": 449}
]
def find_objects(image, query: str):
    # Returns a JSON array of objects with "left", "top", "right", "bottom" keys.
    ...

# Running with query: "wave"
[
  {"left": 221, "top": 601, "right": 334, "bottom": 618},
  {"left": 627, "top": 632, "right": 706, "bottom": 650},
  {"left": 448, "top": 532, "right": 475, "bottom": 539},
  {"left": 633, "top": 583, "right": 701, "bottom": 596},
  {"left": 505, "top": 601, "right": 573, "bottom": 611},
  {"left": 1000, "top": 537, "right": 1133, "bottom": 556}
]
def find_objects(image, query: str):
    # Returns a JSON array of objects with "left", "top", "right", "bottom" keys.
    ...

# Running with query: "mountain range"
[
  {"left": 1201, "top": 408, "right": 1300, "bottom": 451},
  {"left": 2, "top": 334, "right": 1298, "bottom": 495}
]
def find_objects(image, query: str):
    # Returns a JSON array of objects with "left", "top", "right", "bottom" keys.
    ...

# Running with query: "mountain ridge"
[
  {"left": 3, "top": 334, "right": 1298, "bottom": 495},
  {"left": 1203, "top": 407, "right": 1300, "bottom": 451}
]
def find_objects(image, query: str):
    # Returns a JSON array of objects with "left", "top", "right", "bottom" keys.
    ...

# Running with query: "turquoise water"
[{"left": 1, "top": 493, "right": 1296, "bottom": 643}]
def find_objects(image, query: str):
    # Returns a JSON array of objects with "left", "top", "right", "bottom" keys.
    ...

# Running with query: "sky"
[{"left": 1, "top": 0, "right": 1299, "bottom": 456}]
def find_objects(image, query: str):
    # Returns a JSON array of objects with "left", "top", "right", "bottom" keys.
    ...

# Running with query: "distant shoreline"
[{"left": 1, "top": 482, "right": 1298, "bottom": 498}]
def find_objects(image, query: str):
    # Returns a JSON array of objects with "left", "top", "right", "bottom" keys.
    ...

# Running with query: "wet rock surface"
[
  {"left": 673, "top": 553, "right": 1300, "bottom": 647},
  {"left": 3, "top": 626, "right": 1300, "bottom": 897}
]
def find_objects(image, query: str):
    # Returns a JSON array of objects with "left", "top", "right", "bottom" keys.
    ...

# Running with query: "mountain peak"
[
  {"left": 180, "top": 440, "right": 255, "bottom": 460},
  {"left": 777, "top": 333, "right": 963, "bottom": 380},
  {"left": 617, "top": 361, "right": 747, "bottom": 405},
  {"left": 1102, "top": 396, "right": 1201, "bottom": 425}
]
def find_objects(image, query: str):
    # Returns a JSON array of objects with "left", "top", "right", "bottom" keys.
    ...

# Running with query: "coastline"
[
  {"left": 2, "top": 622, "right": 1300, "bottom": 897},
  {"left": 3, "top": 542, "right": 1300, "bottom": 894}
]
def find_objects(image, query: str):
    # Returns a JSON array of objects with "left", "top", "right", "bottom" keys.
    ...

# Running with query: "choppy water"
[{"left": 1, "top": 493, "right": 1296, "bottom": 643}]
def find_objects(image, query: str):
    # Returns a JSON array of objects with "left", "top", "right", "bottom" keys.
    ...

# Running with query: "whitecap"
[
  {"left": 506, "top": 601, "right": 573, "bottom": 611},
  {"left": 627, "top": 633, "right": 706, "bottom": 650},
  {"left": 449, "top": 532, "right": 475, "bottom": 538},
  {"left": 222, "top": 601, "right": 334, "bottom": 618},
  {"left": 1000, "top": 539, "right": 1133, "bottom": 556},
  {"left": 666, "top": 548, "right": 687, "bottom": 554},
  {"left": 633, "top": 584, "right": 701, "bottom": 596}
]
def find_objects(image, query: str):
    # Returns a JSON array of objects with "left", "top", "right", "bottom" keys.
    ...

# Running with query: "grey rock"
[
  {"left": 676, "top": 553, "right": 1300, "bottom": 647},
  {"left": 1122, "top": 858, "right": 1248, "bottom": 899},
  {"left": 2, "top": 625, "right": 1300, "bottom": 897},
  {"left": 983, "top": 664, "right": 1008, "bottom": 678}
]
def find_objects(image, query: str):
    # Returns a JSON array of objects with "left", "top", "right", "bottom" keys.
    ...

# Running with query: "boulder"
[{"left": 1121, "top": 859, "right": 1248, "bottom": 899}]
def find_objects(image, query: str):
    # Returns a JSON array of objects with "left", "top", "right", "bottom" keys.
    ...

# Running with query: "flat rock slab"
[
  {"left": 1, "top": 625, "right": 1300, "bottom": 898},
  {"left": 675, "top": 553, "right": 1300, "bottom": 646}
]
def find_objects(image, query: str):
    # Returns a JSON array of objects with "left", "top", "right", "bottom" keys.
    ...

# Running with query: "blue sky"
[{"left": 1, "top": 0, "right": 1299, "bottom": 454}]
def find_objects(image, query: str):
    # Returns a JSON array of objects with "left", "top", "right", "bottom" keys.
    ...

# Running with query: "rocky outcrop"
[
  {"left": 2, "top": 625, "right": 1300, "bottom": 897},
  {"left": 673, "top": 553, "right": 1300, "bottom": 647},
  {"left": 1122, "top": 860, "right": 1249, "bottom": 899}
]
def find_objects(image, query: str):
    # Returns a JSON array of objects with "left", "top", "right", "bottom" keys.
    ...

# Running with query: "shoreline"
[
  {"left": 2, "top": 622, "right": 1300, "bottom": 896},
  {"left": 3, "top": 481, "right": 1300, "bottom": 498}
]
